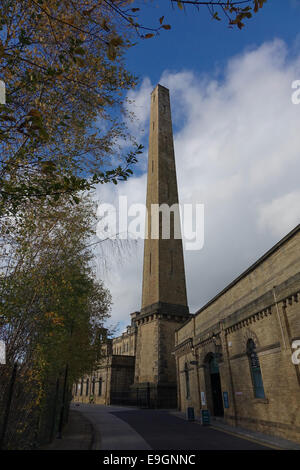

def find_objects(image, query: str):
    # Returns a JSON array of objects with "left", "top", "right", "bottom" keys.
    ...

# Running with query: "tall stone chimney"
[{"left": 133, "top": 84, "right": 190, "bottom": 408}]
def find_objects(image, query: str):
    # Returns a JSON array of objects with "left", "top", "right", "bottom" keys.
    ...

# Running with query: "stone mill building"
[{"left": 73, "top": 85, "right": 300, "bottom": 444}]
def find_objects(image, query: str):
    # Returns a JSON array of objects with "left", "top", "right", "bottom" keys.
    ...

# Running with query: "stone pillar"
[{"left": 219, "top": 321, "right": 238, "bottom": 426}]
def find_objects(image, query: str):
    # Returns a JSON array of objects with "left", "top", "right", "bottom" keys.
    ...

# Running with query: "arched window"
[
  {"left": 98, "top": 378, "right": 102, "bottom": 396},
  {"left": 86, "top": 378, "right": 89, "bottom": 396},
  {"left": 209, "top": 355, "right": 219, "bottom": 375},
  {"left": 247, "top": 339, "right": 265, "bottom": 398},
  {"left": 80, "top": 379, "right": 83, "bottom": 396},
  {"left": 92, "top": 378, "right": 95, "bottom": 394},
  {"left": 184, "top": 362, "right": 190, "bottom": 399}
]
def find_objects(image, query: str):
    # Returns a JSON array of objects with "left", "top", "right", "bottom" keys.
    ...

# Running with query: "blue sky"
[
  {"left": 125, "top": 1, "right": 300, "bottom": 85},
  {"left": 95, "top": 1, "right": 300, "bottom": 334}
]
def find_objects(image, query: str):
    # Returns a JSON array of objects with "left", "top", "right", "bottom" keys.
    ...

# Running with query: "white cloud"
[
  {"left": 258, "top": 191, "right": 300, "bottom": 238},
  {"left": 94, "top": 39, "right": 300, "bottom": 331},
  {"left": 125, "top": 77, "right": 153, "bottom": 136}
]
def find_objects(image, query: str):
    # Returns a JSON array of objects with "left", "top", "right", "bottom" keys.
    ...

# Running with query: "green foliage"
[
  {"left": 0, "top": 195, "right": 112, "bottom": 448},
  {"left": 0, "top": 1, "right": 147, "bottom": 214},
  {"left": 0, "top": 1, "right": 266, "bottom": 214}
]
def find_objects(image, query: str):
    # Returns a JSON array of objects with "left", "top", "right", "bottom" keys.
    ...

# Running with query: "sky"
[{"left": 94, "top": 1, "right": 300, "bottom": 334}]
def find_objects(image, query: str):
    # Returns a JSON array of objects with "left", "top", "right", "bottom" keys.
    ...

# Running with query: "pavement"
[
  {"left": 42, "top": 404, "right": 300, "bottom": 450},
  {"left": 40, "top": 408, "right": 94, "bottom": 450},
  {"left": 170, "top": 411, "right": 300, "bottom": 451},
  {"left": 73, "top": 403, "right": 151, "bottom": 450},
  {"left": 210, "top": 419, "right": 300, "bottom": 450}
]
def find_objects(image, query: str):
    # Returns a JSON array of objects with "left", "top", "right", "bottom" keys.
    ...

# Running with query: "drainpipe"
[
  {"left": 192, "top": 342, "right": 202, "bottom": 417},
  {"left": 220, "top": 323, "right": 238, "bottom": 427},
  {"left": 272, "top": 286, "right": 287, "bottom": 350}
]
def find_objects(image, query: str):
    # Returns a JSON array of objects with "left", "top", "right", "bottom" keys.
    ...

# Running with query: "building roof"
[{"left": 194, "top": 223, "right": 300, "bottom": 317}]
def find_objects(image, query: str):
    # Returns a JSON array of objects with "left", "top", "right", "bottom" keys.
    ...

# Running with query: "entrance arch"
[{"left": 207, "top": 353, "right": 224, "bottom": 417}]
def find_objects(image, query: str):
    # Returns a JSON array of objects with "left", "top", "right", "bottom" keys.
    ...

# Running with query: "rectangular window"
[{"left": 98, "top": 378, "right": 102, "bottom": 396}]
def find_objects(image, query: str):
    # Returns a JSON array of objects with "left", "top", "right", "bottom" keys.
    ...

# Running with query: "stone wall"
[
  {"left": 72, "top": 356, "right": 112, "bottom": 405},
  {"left": 135, "top": 319, "right": 159, "bottom": 383},
  {"left": 175, "top": 225, "right": 300, "bottom": 443},
  {"left": 72, "top": 355, "right": 135, "bottom": 406},
  {"left": 112, "top": 325, "right": 136, "bottom": 356},
  {"left": 193, "top": 227, "right": 300, "bottom": 337}
]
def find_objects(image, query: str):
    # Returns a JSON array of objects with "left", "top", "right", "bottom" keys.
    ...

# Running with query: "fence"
[
  {"left": 111, "top": 383, "right": 177, "bottom": 409},
  {"left": 0, "top": 363, "right": 71, "bottom": 449}
]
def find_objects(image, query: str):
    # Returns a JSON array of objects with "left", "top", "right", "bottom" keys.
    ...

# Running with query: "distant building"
[{"left": 74, "top": 319, "right": 136, "bottom": 406}]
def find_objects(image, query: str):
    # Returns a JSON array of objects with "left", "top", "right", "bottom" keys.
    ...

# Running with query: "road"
[{"left": 72, "top": 404, "right": 271, "bottom": 450}]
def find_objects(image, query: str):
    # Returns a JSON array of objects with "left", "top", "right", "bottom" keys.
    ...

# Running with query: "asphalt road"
[
  {"left": 110, "top": 409, "right": 269, "bottom": 450},
  {"left": 74, "top": 404, "right": 270, "bottom": 450}
]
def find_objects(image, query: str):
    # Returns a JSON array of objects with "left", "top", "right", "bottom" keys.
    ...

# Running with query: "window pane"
[{"left": 252, "top": 369, "right": 265, "bottom": 398}]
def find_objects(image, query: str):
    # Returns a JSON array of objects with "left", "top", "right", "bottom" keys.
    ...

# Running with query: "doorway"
[{"left": 209, "top": 355, "right": 224, "bottom": 417}]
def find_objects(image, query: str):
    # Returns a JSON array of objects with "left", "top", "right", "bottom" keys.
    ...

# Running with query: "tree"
[
  {"left": 0, "top": 1, "right": 267, "bottom": 214},
  {"left": 172, "top": 1, "right": 267, "bottom": 29},
  {"left": 0, "top": 194, "right": 112, "bottom": 448},
  {"left": 0, "top": 1, "right": 149, "bottom": 213}
]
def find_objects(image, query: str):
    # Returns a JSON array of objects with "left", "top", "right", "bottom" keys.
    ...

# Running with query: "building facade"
[
  {"left": 174, "top": 225, "right": 300, "bottom": 442},
  {"left": 73, "top": 327, "right": 136, "bottom": 406}
]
